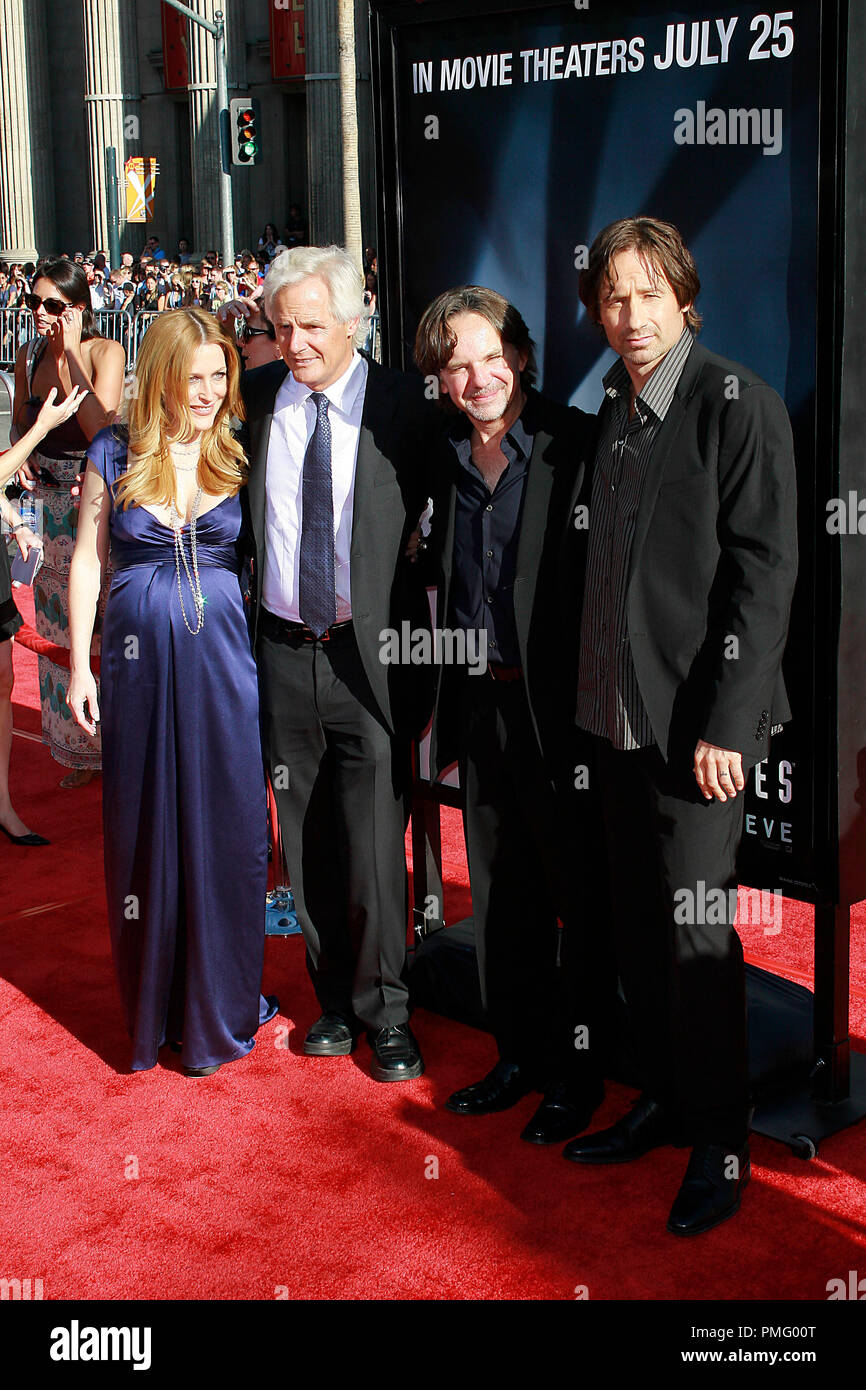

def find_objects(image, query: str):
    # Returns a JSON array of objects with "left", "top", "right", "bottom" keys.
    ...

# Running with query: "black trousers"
[
  {"left": 257, "top": 624, "right": 412, "bottom": 1032},
  {"left": 593, "top": 738, "right": 750, "bottom": 1146},
  {"left": 459, "top": 674, "right": 617, "bottom": 1088}
]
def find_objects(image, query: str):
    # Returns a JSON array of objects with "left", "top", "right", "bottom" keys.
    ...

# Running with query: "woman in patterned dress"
[
  {"left": 12, "top": 258, "right": 125, "bottom": 786},
  {"left": 0, "top": 386, "right": 89, "bottom": 842}
]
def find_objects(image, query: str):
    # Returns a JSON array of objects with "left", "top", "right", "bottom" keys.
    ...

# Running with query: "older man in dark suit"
[
  {"left": 563, "top": 218, "right": 798, "bottom": 1234},
  {"left": 240, "top": 245, "right": 433, "bottom": 1082}
]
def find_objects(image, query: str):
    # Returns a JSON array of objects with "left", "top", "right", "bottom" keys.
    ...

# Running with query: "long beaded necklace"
[
  {"left": 169, "top": 484, "right": 206, "bottom": 635},
  {"left": 170, "top": 441, "right": 200, "bottom": 472}
]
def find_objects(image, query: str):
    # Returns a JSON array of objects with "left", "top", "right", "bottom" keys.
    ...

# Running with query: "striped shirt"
[{"left": 577, "top": 327, "right": 694, "bottom": 749}]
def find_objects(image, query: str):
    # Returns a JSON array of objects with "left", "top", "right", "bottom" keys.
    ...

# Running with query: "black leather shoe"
[
  {"left": 184, "top": 1063, "right": 222, "bottom": 1077},
  {"left": 563, "top": 1094, "right": 673, "bottom": 1163},
  {"left": 303, "top": 1012, "right": 358, "bottom": 1056},
  {"left": 0, "top": 824, "right": 50, "bottom": 846},
  {"left": 369, "top": 1024, "right": 424, "bottom": 1082},
  {"left": 667, "top": 1142, "right": 750, "bottom": 1236},
  {"left": 521, "top": 1080, "right": 604, "bottom": 1145},
  {"left": 445, "top": 1060, "right": 533, "bottom": 1115}
]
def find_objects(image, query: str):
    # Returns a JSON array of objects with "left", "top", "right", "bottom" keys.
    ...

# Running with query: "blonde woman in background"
[{"left": 166, "top": 274, "right": 185, "bottom": 310}]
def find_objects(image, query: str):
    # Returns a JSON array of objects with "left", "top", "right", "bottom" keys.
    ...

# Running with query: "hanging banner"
[
  {"left": 371, "top": 0, "right": 832, "bottom": 901},
  {"left": 125, "top": 157, "right": 160, "bottom": 223},
  {"left": 270, "top": 0, "right": 306, "bottom": 80},
  {"left": 161, "top": 0, "right": 189, "bottom": 91}
]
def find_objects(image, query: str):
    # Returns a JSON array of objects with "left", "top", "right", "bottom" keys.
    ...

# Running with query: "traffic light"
[{"left": 230, "top": 97, "right": 262, "bottom": 167}]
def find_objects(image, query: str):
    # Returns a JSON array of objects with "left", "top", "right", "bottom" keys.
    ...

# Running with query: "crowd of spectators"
[
  {"left": 0, "top": 217, "right": 383, "bottom": 359},
  {"left": 0, "top": 261, "right": 36, "bottom": 309}
]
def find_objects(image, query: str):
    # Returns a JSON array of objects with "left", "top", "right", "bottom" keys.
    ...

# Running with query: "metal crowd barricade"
[
  {"left": 364, "top": 311, "right": 381, "bottom": 362},
  {"left": 93, "top": 307, "right": 132, "bottom": 349},
  {"left": 129, "top": 310, "right": 160, "bottom": 364},
  {"left": 0, "top": 306, "right": 36, "bottom": 371},
  {"left": 0, "top": 368, "right": 14, "bottom": 452}
]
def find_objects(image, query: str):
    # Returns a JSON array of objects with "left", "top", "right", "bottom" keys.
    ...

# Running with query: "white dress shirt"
[{"left": 262, "top": 350, "right": 369, "bottom": 623}]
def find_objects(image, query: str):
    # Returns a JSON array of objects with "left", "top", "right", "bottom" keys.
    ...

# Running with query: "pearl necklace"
[
  {"left": 170, "top": 445, "right": 201, "bottom": 473},
  {"left": 169, "top": 486, "right": 206, "bottom": 635}
]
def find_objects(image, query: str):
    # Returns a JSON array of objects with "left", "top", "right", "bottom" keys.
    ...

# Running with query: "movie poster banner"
[{"left": 373, "top": 0, "right": 832, "bottom": 902}]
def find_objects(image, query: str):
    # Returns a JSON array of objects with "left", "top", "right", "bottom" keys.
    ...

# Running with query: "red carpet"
[{"left": 3, "top": 587, "right": 866, "bottom": 1302}]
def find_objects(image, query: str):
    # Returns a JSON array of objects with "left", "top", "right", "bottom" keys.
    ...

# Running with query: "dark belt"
[
  {"left": 260, "top": 607, "right": 354, "bottom": 644},
  {"left": 486, "top": 663, "right": 523, "bottom": 683}
]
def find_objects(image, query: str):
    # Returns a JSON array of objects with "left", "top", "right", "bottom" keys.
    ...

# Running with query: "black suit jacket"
[
  {"left": 577, "top": 339, "right": 798, "bottom": 767},
  {"left": 429, "top": 389, "right": 597, "bottom": 779},
  {"left": 241, "top": 355, "right": 436, "bottom": 738}
]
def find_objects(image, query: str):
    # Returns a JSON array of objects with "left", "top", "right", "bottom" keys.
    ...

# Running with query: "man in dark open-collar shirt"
[
  {"left": 449, "top": 405, "right": 532, "bottom": 670},
  {"left": 416, "top": 286, "right": 618, "bottom": 1147}
]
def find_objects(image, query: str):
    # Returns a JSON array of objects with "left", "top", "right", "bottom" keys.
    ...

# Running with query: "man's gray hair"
[{"left": 262, "top": 244, "right": 367, "bottom": 347}]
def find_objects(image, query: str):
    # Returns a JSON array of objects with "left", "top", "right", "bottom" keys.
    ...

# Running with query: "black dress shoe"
[
  {"left": 0, "top": 824, "right": 50, "bottom": 846},
  {"left": 369, "top": 1024, "right": 424, "bottom": 1082},
  {"left": 184, "top": 1063, "right": 222, "bottom": 1077},
  {"left": 667, "top": 1142, "right": 750, "bottom": 1236},
  {"left": 303, "top": 1012, "right": 358, "bottom": 1056},
  {"left": 521, "top": 1079, "right": 604, "bottom": 1145},
  {"left": 445, "top": 1060, "right": 533, "bottom": 1115},
  {"left": 563, "top": 1094, "right": 673, "bottom": 1163}
]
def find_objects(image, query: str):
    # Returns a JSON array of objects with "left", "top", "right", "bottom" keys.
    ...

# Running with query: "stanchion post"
[
  {"left": 105, "top": 147, "right": 121, "bottom": 272},
  {"left": 812, "top": 902, "right": 852, "bottom": 1103}
]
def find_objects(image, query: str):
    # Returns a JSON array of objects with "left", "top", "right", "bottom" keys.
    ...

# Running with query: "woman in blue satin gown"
[{"left": 67, "top": 308, "right": 277, "bottom": 1076}]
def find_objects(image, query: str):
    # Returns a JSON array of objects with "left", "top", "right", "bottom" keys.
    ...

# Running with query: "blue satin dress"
[{"left": 89, "top": 427, "right": 270, "bottom": 1072}]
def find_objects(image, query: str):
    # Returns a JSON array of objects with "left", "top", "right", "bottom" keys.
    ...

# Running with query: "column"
[
  {"left": 0, "top": 0, "right": 55, "bottom": 260},
  {"left": 227, "top": 0, "right": 251, "bottom": 252},
  {"left": 304, "top": 0, "right": 373, "bottom": 254},
  {"left": 305, "top": 0, "right": 343, "bottom": 246},
  {"left": 187, "top": 0, "right": 222, "bottom": 255},
  {"left": 354, "top": 0, "right": 376, "bottom": 250},
  {"left": 82, "top": 0, "right": 142, "bottom": 254}
]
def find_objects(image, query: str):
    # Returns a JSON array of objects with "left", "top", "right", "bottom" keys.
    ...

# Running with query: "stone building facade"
[{"left": 0, "top": 0, "right": 375, "bottom": 262}]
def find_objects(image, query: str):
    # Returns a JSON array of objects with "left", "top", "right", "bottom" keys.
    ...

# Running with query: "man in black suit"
[
  {"left": 416, "top": 286, "right": 618, "bottom": 1143},
  {"left": 563, "top": 218, "right": 798, "bottom": 1234},
  {"left": 241, "top": 245, "right": 433, "bottom": 1081}
]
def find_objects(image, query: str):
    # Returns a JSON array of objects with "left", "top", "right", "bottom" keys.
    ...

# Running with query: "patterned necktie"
[{"left": 298, "top": 391, "right": 337, "bottom": 637}]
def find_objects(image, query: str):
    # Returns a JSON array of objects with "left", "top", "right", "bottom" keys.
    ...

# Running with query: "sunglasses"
[
  {"left": 25, "top": 293, "right": 70, "bottom": 316},
  {"left": 238, "top": 322, "right": 268, "bottom": 342}
]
